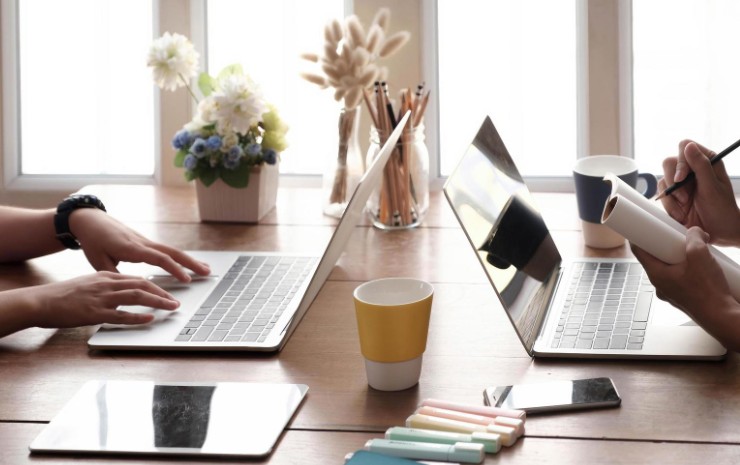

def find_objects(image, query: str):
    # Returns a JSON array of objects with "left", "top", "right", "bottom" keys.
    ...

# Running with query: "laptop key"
[
  {"left": 208, "top": 330, "right": 228, "bottom": 342},
  {"left": 192, "top": 326, "right": 214, "bottom": 341},
  {"left": 626, "top": 343, "right": 643, "bottom": 350},
  {"left": 576, "top": 339, "right": 593, "bottom": 349},
  {"left": 634, "top": 292, "right": 652, "bottom": 322},
  {"left": 609, "top": 335, "right": 628, "bottom": 349},
  {"left": 593, "top": 338, "right": 610, "bottom": 349}
]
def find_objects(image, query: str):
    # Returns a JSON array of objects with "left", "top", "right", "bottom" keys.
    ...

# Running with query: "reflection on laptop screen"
[{"left": 443, "top": 117, "right": 561, "bottom": 348}]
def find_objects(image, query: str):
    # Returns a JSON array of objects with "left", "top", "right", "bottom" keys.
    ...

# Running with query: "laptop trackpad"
[
  {"left": 650, "top": 300, "right": 697, "bottom": 326},
  {"left": 100, "top": 307, "right": 177, "bottom": 329}
]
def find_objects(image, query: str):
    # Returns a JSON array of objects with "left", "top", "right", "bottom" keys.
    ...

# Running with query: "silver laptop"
[
  {"left": 88, "top": 111, "right": 411, "bottom": 352},
  {"left": 443, "top": 116, "right": 726, "bottom": 360}
]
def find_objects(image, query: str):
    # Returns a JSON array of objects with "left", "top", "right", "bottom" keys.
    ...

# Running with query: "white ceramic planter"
[{"left": 195, "top": 163, "right": 278, "bottom": 223}]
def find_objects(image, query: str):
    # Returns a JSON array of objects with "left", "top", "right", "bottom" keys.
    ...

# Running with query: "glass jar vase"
[
  {"left": 365, "top": 123, "right": 429, "bottom": 229},
  {"left": 322, "top": 106, "right": 363, "bottom": 218}
]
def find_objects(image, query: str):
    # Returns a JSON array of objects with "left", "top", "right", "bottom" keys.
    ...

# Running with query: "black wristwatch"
[{"left": 54, "top": 194, "right": 107, "bottom": 249}]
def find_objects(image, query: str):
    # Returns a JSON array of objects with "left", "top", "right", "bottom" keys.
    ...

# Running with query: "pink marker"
[
  {"left": 420, "top": 398, "right": 526, "bottom": 420},
  {"left": 416, "top": 406, "right": 524, "bottom": 437}
]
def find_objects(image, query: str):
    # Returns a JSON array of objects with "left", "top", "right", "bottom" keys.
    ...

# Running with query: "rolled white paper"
[
  {"left": 602, "top": 193, "right": 740, "bottom": 301},
  {"left": 603, "top": 173, "right": 686, "bottom": 234}
]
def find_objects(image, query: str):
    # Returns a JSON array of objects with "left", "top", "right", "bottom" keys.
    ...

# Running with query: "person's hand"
[
  {"left": 69, "top": 209, "right": 210, "bottom": 282},
  {"left": 659, "top": 140, "right": 740, "bottom": 246},
  {"left": 26, "top": 271, "right": 180, "bottom": 329},
  {"left": 631, "top": 227, "right": 740, "bottom": 350}
]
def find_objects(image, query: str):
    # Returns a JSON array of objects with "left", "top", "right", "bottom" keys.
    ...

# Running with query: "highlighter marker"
[
  {"left": 417, "top": 405, "right": 525, "bottom": 437},
  {"left": 364, "top": 438, "right": 484, "bottom": 464},
  {"left": 385, "top": 426, "right": 501, "bottom": 453},
  {"left": 406, "top": 413, "right": 517, "bottom": 447},
  {"left": 345, "top": 450, "right": 457, "bottom": 465},
  {"left": 420, "top": 398, "right": 526, "bottom": 420}
]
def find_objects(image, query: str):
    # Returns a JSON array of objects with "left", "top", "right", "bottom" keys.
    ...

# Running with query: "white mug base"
[
  {"left": 582, "top": 221, "right": 625, "bottom": 249},
  {"left": 364, "top": 355, "right": 423, "bottom": 391}
]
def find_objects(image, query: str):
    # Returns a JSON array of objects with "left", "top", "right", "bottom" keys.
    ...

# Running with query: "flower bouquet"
[{"left": 148, "top": 32, "right": 288, "bottom": 189}]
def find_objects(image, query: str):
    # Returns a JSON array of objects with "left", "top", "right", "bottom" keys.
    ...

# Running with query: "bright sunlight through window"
[
  {"left": 632, "top": 0, "right": 740, "bottom": 177},
  {"left": 19, "top": 0, "right": 154, "bottom": 176},
  {"left": 206, "top": 0, "right": 345, "bottom": 176},
  {"left": 437, "top": 0, "right": 577, "bottom": 177}
]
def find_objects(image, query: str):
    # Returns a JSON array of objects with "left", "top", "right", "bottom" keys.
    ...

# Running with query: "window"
[
  {"left": 2, "top": 0, "right": 344, "bottom": 190},
  {"left": 632, "top": 0, "right": 740, "bottom": 176},
  {"left": 13, "top": 0, "right": 154, "bottom": 178},
  {"left": 435, "top": 0, "right": 579, "bottom": 178},
  {"left": 206, "top": 0, "right": 346, "bottom": 177}
]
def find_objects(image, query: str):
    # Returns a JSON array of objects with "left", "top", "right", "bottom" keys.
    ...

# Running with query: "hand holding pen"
[
  {"left": 656, "top": 137, "right": 740, "bottom": 200},
  {"left": 657, "top": 140, "right": 740, "bottom": 246}
]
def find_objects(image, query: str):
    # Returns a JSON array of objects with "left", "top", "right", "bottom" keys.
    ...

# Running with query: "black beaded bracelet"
[{"left": 53, "top": 194, "right": 107, "bottom": 249}]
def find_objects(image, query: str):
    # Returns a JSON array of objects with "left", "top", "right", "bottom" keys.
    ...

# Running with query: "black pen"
[{"left": 655, "top": 137, "right": 740, "bottom": 200}]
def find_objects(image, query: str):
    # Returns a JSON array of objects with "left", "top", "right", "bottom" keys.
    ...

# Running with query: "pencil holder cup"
[{"left": 366, "top": 124, "right": 429, "bottom": 230}]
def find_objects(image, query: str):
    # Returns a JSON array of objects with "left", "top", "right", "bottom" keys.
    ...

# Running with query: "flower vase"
[
  {"left": 323, "top": 106, "right": 363, "bottom": 218},
  {"left": 195, "top": 163, "right": 279, "bottom": 223}
]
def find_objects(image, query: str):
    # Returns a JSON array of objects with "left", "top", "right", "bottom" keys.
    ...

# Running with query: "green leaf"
[
  {"left": 199, "top": 169, "right": 218, "bottom": 187},
  {"left": 184, "top": 169, "right": 197, "bottom": 182},
  {"left": 217, "top": 64, "right": 243, "bottom": 81},
  {"left": 198, "top": 73, "right": 217, "bottom": 97},
  {"left": 174, "top": 149, "right": 187, "bottom": 167},
  {"left": 220, "top": 162, "right": 251, "bottom": 188}
]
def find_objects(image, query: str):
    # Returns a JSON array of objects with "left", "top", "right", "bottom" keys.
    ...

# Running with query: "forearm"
[
  {"left": 0, "top": 287, "right": 40, "bottom": 337},
  {"left": 0, "top": 206, "right": 63, "bottom": 262}
]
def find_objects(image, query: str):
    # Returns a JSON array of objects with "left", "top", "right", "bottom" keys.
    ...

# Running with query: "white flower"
[
  {"left": 183, "top": 115, "right": 209, "bottom": 132},
  {"left": 196, "top": 96, "right": 218, "bottom": 124},
  {"left": 147, "top": 32, "right": 200, "bottom": 91},
  {"left": 212, "top": 74, "right": 267, "bottom": 134}
]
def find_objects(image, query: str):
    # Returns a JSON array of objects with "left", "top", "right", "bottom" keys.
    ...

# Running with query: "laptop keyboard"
[
  {"left": 175, "top": 255, "right": 317, "bottom": 344},
  {"left": 551, "top": 262, "right": 654, "bottom": 350}
]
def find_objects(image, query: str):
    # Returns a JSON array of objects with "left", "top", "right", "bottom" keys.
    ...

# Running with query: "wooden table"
[{"left": 1, "top": 186, "right": 739, "bottom": 464}]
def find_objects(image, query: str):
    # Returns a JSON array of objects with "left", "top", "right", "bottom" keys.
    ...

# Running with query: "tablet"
[{"left": 30, "top": 380, "right": 308, "bottom": 458}]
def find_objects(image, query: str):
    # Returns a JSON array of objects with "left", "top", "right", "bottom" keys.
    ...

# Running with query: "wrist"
[{"left": 54, "top": 195, "right": 106, "bottom": 250}]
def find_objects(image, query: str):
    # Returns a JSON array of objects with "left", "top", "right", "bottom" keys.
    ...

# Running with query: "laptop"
[
  {"left": 443, "top": 116, "right": 726, "bottom": 360},
  {"left": 88, "top": 111, "right": 411, "bottom": 352}
]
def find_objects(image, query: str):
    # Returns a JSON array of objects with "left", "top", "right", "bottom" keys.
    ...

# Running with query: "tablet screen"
[{"left": 30, "top": 380, "right": 308, "bottom": 457}]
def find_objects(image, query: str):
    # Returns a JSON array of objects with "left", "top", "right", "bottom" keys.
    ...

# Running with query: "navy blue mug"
[{"left": 573, "top": 155, "right": 657, "bottom": 248}]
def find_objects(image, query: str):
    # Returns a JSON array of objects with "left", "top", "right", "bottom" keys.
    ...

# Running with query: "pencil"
[{"left": 655, "top": 137, "right": 740, "bottom": 200}]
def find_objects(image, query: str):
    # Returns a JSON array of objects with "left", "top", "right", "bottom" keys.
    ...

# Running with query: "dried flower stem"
[{"left": 329, "top": 107, "right": 359, "bottom": 204}]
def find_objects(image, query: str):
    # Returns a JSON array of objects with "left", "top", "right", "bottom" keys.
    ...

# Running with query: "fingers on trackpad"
[{"left": 101, "top": 307, "right": 173, "bottom": 330}]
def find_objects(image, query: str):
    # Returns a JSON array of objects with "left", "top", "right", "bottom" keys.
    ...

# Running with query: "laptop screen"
[{"left": 443, "top": 117, "right": 562, "bottom": 351}]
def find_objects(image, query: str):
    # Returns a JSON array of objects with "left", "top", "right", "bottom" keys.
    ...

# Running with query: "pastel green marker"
[{"left": 385, "top": 426, "right": 501, "bottom": 454}]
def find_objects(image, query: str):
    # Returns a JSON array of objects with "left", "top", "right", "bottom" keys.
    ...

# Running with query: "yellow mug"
[{"left": 354, "top": 278, "right": 434, "bottom": 391}]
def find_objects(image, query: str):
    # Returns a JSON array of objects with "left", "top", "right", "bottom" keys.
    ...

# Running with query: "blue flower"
[
  {"left": 190, "top": 138, "right": 208, "bottom": 158},
  {"left": 246, "top": 143, "right": 262, "bottom": 156},
  {"left": 263, "top": 148, "right": 277, "bottom": 165},
  {"left": 227, "top": 145, "right": 243, "bottom": 160},
  {"left": 223, "top": 156, "right": 239, "bottom": 170},
  {"left": 205, "top": 135, "right": 222, "bottom": 150},
  {"left": 183, "top": 154, "right": 198, "bottom": 170},
  {"left": 172, "top": 129, "right": 192, "bottom": 150}
]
